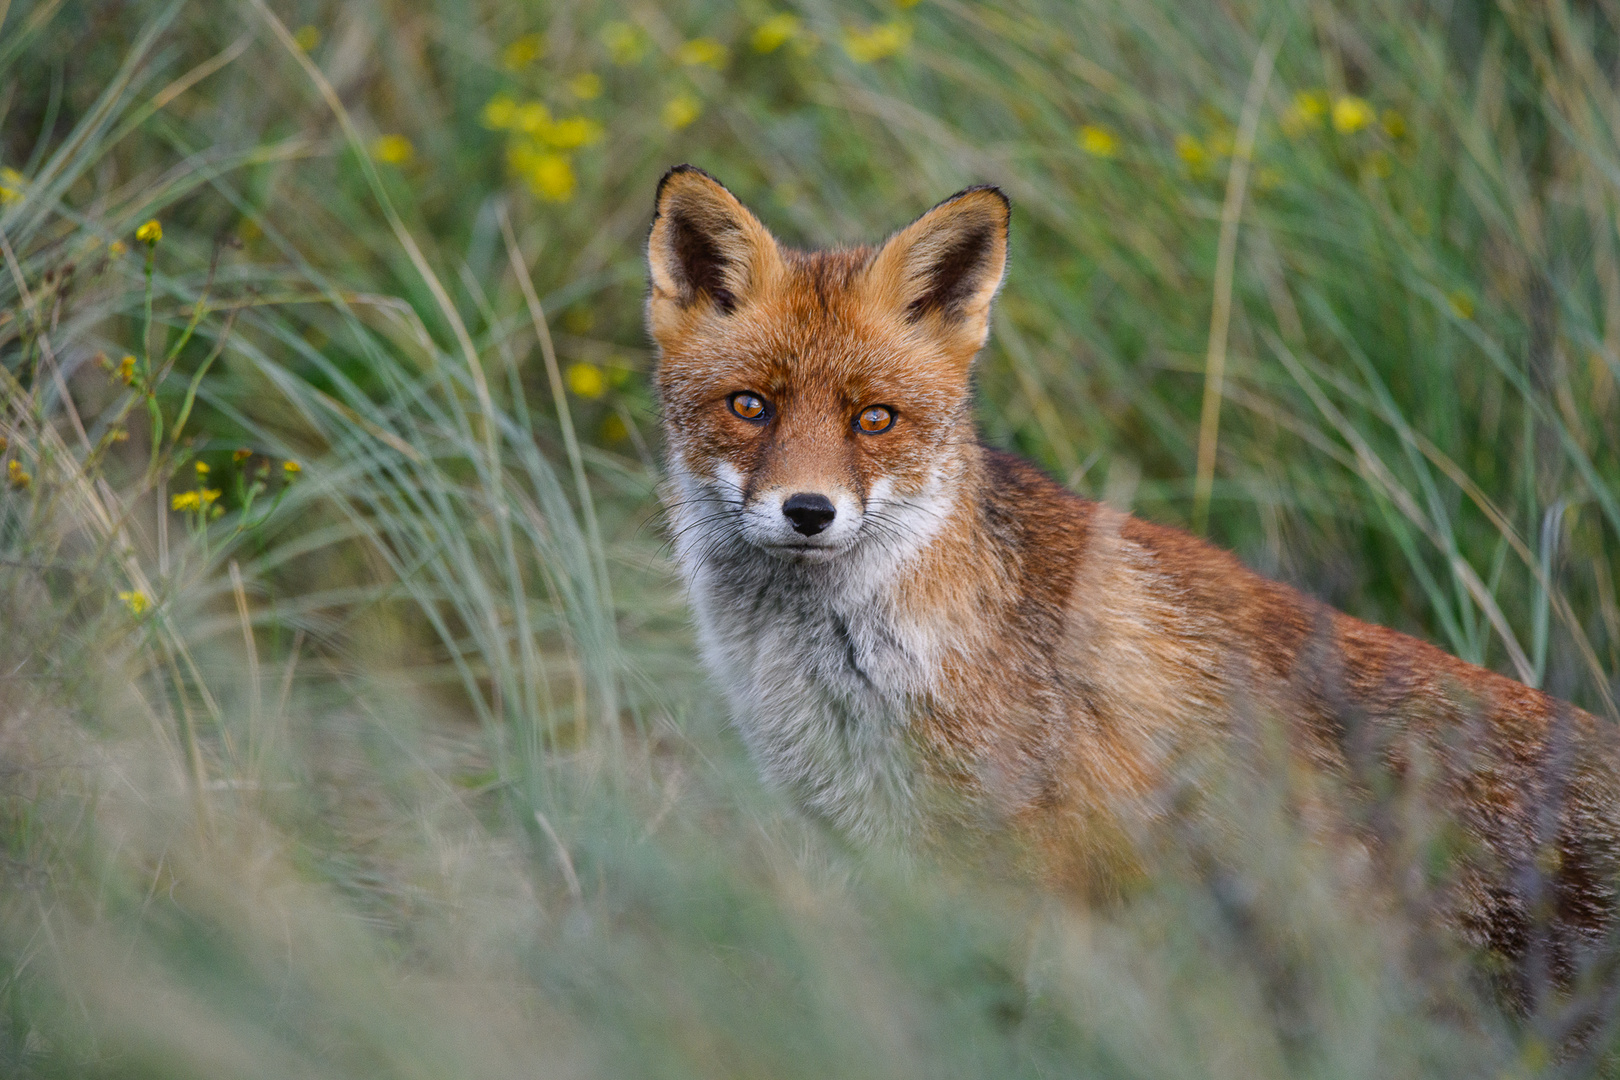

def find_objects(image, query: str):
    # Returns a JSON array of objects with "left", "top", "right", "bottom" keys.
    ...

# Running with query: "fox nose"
[{"left": 782, "top": 492, "right": 837, "bottom": 536}]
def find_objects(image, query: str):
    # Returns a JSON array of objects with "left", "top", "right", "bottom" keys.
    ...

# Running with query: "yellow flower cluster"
[
  {"left": 171, "top": 488, "right": 221, "bottom": 512},
  {"left": 135, "top": 219, "right": 162, "bottom": 245},
  {"left": 843, "top": 21, "right": 910, "bottom": 63},
  {"left": 1077, "top": 125, "right": 1119, "bottom": 159},
  {"left": 566, "top": 362, "right": 606, "bottom": 399},
  {"left": 117, "top": 354, "right": 137, "bottom": 385},
  {"left": 752, "top": 14, "right": 801, "bottom": 53},
  {"left": 7, "top": 460, "right": 29, "bottom": 489},
  {"left": 502, "top": 33, "right": 544, "bottom": 71},
  {"left": 677, "top": 37, "right": 727, "bottom": 69},
  {"left": 484, "top": 95, "right": 604, "bottom": 202},
  {"left": 1281, "top": 89, "right": 1405, "bottom": 141},
  {"left": 118, "top": 590, "right": 150, "bottom": 615},
  {"left": 601, "top": 22, "right": 646, "bottom": 65},
  {"left": 662, "top": 92, "right": 702, "bottom": 131},
  {"left": 0, "top": 166, "right": 23, "bottom": 205},
  {"left": 370, "top": 134, "right": 414, "bottom": 165}
]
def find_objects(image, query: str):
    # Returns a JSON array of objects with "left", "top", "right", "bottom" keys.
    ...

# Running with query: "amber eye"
[
  {"left": 729, "top": 392, "right": 768, "bottom": 421},
  {"left": 856, "top": 405, "right": 895, "bottom": 434}
]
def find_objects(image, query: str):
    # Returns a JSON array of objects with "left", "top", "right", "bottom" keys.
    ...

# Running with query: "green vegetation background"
[{"left": 3, "top": 0, "right": 1620, "bottom": 1075}]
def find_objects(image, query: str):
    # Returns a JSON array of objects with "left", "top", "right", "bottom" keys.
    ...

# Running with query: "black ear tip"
[{"left": 655, "top": 164, "right": 727, "bottom": 209}]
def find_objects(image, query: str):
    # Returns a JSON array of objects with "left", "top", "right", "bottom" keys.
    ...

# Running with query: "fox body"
[{"left": 645, "top": 165, "right": 1619, "bottom": 977}]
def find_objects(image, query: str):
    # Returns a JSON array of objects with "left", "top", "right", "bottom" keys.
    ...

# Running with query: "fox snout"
[{"left": 782, "top": 493, "right": 837, "bottom": 536}]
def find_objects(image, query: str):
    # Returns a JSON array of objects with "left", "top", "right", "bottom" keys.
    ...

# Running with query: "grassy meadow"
[{"left": 3, "top": 0, "right": 1620, "bottom": 1074}]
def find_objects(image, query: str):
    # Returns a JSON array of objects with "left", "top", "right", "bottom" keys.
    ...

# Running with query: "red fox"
[{"left": 645, "top": 164, "right": 1618, "bottom": 985}]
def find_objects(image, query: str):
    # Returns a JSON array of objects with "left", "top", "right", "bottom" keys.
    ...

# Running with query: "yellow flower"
[
  {"left": 171, "top": 490, "right": 200, "bottom": 511},
  {"left": 370, "top": 134, "right": 414, "bottom": 165},
  {"left": 601, "top": 22, "right": 646, "bottom": 65},
  {"left": 117, "top": 354, "right": 137, "bottom": 385},
  {"left": 108, "top": 240, "right": 127, "bottom": 257},
  {"left": 194, "top": 461, "right": 210, "bottom": 476},
  {"left": 135, "top": 219, "right": 162, "bottom": 245},
  {"left": 1175, "top": 133, "right": 1209, "bottom": 174},
  {"left": 482, "top": 94, "right": 518, "bottom": 129},
  {"left": 199, "top": 488, "right": 221, "bottom": 505},
  {"left": 566, "top": 362, "right": 606, "bottom": 399},
  {"left": 233, "top": 448, "right": 252, "bottom": 462},
  {"left": 843, "top": 21, "right": 911, "bottom": 63},
  {"left": 1447, "top": 290, "right": 1474, "bottom": 320},
  {"left": 569, "top": 72, "right": 603, "bottom": 100},
  {"left": 544, "top": 116, "right": 604, "bottom": 150},
  {"left": 1381, "top": 109, "right": 1407, "bottom": 140},
  {"left": 283, "top": 460, "right": 302, "bottom": 476},
  {"left": 753, "top": 13, "right": 800, "bottom": 53},
  {"left": 525, "top": 154, "right": 576, "bottom": 202},
  {"left": 1332, "top": 95, "right": 1373, "bottom": 134},
  {"left": 514, "top": 101, "right": 552, "bottom": 135},
  {"left": 662, "top": 92, "right": 702, "bottom": 130},
  {"left": 678, "top": 38, "right": 728, "bottom": 69},
  {"left": 1077, "top": 124, "right": 1119, "bottom": 158},
  {"left": 7, "top": 460, "right": 29, "bottom": 489},
  {"left": 292, "top": 24, "right": 320, "bottom": 51},
  {"left": 0, "top": 166, "right": 23, "bottom": 205},
  {"left": 501, "top": 33, "right": 544, "bottom": 71},
  {"left": 1280, "top": 89, "right": 1328, "bottom": 137},
  {"left": 117, "top": 590, "right": 150, "bottom": 615}
]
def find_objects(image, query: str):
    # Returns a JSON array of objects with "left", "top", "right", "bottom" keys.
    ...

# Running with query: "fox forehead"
[{"left": 657, "top": 249, "right": 970, "bottom": 415}]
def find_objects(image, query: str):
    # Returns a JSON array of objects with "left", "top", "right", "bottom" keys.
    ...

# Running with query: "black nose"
[{"left": 782, "top": 492, "right": 837, "bottom": 536}]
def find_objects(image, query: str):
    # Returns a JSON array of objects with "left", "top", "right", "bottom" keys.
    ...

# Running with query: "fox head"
[{"left": 646, "top": 165, "right": 1009, "bottom": 563}]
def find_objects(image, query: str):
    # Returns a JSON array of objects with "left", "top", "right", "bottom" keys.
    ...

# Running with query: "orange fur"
[{"left": 645, "top": 165, "right": 1619, "bottom": 990}]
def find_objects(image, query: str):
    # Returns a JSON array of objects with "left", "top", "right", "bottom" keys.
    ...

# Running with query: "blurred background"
[{"left": 3, "top": 0, "right": 1619, "bottom": 1075}]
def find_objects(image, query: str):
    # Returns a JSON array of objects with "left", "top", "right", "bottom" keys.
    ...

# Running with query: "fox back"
[{"left": 645, "top": 165, "right": 1620, "bottom": 990}]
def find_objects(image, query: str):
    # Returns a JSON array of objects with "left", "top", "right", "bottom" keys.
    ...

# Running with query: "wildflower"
[
  {"left": 293, "top": 24, "right": 320, "bottom": 51},
  {"left": 0, "top": 166, "right": 23, "bottom": 205},
  {"left": 1447, "top": 290, "right": 1474, "bottom": 320},
  {"left": 843, "top": 21, "right": 910, "bottom": 63},
  {"left": 171, "top": 490, "right": 200, "bottom": 511},
  {"left": 482, "top": 94, "right": 518, "bottom": 129},
  {"left": 1077, "top": 124, "right": 1119, "bottom": 159},
  {"left": 118, "top": 590, "right": 150, "bottom": 615},
  {"left": 198, "top": 488, "right": 221, "bottom": 506},
  {"left": 501, "top": 33, "right": 544, "bottom": 71},
  {"left": 1175, "top": 133, "right": 1209, "bottom": 174},
  {"left": 569, "top": 72, "right": 603, "bottom": 100},
  {"left": 283, "top": 460, "right": 302, "bottom": 476},
  {"left": 1280, "top": 90, "right": 1327, "bottom": 137},
  {"left": 117, "top": 354, "right": 137, "bottom": 385},
  {"left": 601, "top": 22, "right": 646, "bottom": 65},
  {"left": 1331, "top": 95, "right": 1373, "bottom": 134},
  {"left": 525, "top": 154, "right": 576, "bottom": 202},
  {"left": 108, "top": 240, "right": 127, "bottom": 257},
  {"left": 1381, "top": 109, "right": 1407, "bottom": 140},
  {"left": 678, "top": 38, "right": 728, "bottom": 69},
  {"left": 6, "top": 460, "right": 28, "bottom": 490},
  {"left": 195, "top": 461, "right": 210, "bottom": 477},
  {"left": 514, "top": 101, "right": 552, "bottom": 136},
  {"left": 753, "top": 13, "right": 800, "bottom": 53},
  {"left": 135, "top": 219, "right": 162, "bottom": 245},
  {"left": 370, "top": 134, "right": 414, "bottom": 165},
  {"left": 544, "top": 116, "right": 603, "bottom": 150},
  {"left": 566, "top": 362, "right": 606, "bottom": 399},
  {"left": 234, "top": 448, "right": 252, "bottom": 462},
  {"left": 662, "top": 92, "right": 702, "bottom": 130}
]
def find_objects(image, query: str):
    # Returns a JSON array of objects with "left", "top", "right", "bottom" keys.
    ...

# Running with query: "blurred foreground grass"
[{"left": 3, "top": 0, "right": 1620, "bottom": 1075}]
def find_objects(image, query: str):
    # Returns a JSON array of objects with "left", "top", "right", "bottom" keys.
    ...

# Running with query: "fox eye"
[
  {"left": 729, "top": 392, "right": 768, "bottom": 422},
  {"left": 856, "top": 405, "right": 895, "bottom": 434}
]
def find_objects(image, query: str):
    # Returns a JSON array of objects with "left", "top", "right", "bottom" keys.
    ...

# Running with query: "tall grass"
[{"left": 2, "top": 0, "right": 1618, "bottom": 1075}]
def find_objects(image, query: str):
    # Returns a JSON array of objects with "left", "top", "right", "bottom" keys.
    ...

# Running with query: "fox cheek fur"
[{"left": 644, "top": 165, "right": 1620, "bottom": 988}]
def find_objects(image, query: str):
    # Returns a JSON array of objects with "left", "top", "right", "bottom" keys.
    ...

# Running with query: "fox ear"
[
  {"left": 865, "top": 186, "right": 1009, "bottom": 353},
  {"left": 647, "top": 166, "right": 782, "bottom": 324}
]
